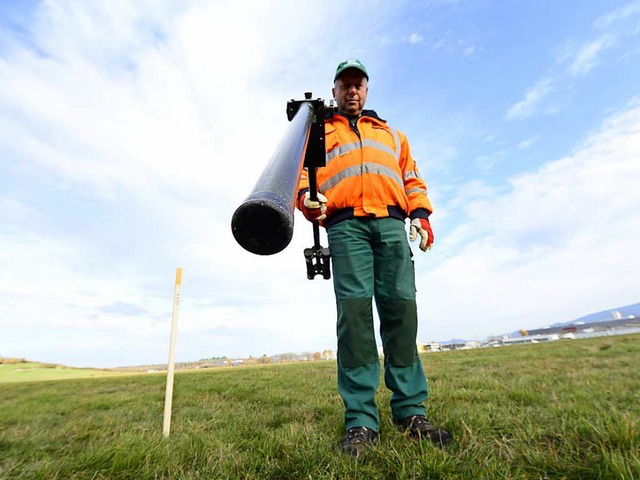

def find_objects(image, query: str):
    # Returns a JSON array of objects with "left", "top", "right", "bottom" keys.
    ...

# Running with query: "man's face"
[{"left": 333, "top": 69, "right": 368, "bottom": 117}]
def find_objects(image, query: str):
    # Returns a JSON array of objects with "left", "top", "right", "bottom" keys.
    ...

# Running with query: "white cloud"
[
  {"left": 595, "top": 1, "right": 640, "bottom": 29},
  {"left": 462, "top": 45, "right": 476, "bottom": 57},
  {"left": 559, "top": 2, "right": 640, "bottom": 78},
  {"left": 567, "top": 34, "right": 614, "bottom": 76},
  {"left": 0, "top": 0, "right": 400, "bottom": 367},
  {"left": 507, "top": 1, "right": 639, "bottom": 121},
  {"left": 517, "top": 138, "right": 536, "bottom": 149},
  {"left": 409, "top": 32, "right": 423, "bottom": 44},
  {"left": 1, "top": 1, "right": 639, "bottom": 368},
  {"left": 419, "top": 100, "right": 640, "bottom": 340},
  {"left": 505, "top": 77, "right": 553, "bottom": 120}
]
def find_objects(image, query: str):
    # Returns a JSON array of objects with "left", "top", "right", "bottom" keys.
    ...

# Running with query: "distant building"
[
  {"left": 417, "top": 342, "right": 441, "bottom": 352},
  {"left": 321, "top": 349, "right": 336, "bottom": 360},
  {"left": 502, "top": 337, "right": 538, "bottom": 346},
  {"left": 492, "top": 333, "right": 560, "bottom": 347},
  {"left": 527, "top": 317, "right": 639, "bottom": 337}
]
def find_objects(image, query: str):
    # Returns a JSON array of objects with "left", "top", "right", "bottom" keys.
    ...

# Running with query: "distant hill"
[
  {"left": 437, "top": 338, "right": 468, "bottom": 345},
  {"left": 550, "top": 302, "right": 640, "bottom": 327},
  {"left": 494, "top": 302, "right": 640, "bottom": 340}
]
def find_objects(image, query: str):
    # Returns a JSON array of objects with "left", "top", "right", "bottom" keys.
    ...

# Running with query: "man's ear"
[{"left": 331, "top": 87, "right": 336, "bottom": 100}]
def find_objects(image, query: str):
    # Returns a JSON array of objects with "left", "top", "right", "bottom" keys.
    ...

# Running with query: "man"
[{"left": 297, "top": 59, "right": 452, "bottom": 457}]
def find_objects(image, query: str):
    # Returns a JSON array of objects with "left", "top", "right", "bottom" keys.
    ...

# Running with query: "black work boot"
[
  {"left": 340, "top": 426, "right": 379, "bottom": 458},
  {"left": 393, "top": 415, "right": 452, "bottom": 447}
]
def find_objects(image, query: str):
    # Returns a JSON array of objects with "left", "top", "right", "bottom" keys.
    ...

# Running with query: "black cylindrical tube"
[{"left": 231, "top": 102, "right": 313, "bottom": 255}]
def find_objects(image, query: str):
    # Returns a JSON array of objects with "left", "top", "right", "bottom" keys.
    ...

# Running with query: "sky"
[{"left": 1, "top": 0, "right": 639, "bottom": 368}]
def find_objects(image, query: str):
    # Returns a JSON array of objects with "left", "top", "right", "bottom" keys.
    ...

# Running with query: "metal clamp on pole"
[{"left": 287, "top": 93, "right": 332, "bottom": 280}]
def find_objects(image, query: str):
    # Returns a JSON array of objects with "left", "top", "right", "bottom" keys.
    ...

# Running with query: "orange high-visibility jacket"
[{"left": 298, "top": 111, "right": 433, "bottom": 227}]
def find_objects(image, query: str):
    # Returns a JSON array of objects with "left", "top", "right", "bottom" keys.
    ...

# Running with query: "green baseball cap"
[{"left": 334, "top": 59, "right": 369, "bottom": 82}]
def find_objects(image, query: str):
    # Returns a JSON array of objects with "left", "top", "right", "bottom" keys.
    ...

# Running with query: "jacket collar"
[{"left": 330, "top": 109, "right": 386, "bottom": 123}]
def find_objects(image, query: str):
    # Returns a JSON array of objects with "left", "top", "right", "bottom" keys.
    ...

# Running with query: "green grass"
[
  {"left": 1, "top": 335, "right": 639, "bottom": 479},
  {"left": 0, "top": 362, "right": 125, "bottom": 383}
]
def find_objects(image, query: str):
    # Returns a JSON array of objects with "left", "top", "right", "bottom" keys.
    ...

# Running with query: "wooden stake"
[{"left": 163, "top": 267, "right": 182, "bottom": 437}]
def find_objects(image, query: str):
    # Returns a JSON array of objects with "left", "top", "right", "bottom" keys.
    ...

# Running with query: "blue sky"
[{"left": 1, "top": 0, "right": 639, "bottom": 368}]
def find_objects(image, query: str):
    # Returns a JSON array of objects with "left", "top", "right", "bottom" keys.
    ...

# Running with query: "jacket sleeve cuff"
[{"left": 410, "top": 208, "right": 431, "bottom": 220}]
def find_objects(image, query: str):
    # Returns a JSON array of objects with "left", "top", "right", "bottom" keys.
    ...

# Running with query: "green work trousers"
[{"left": 327, "top": 217, "right": 428, "bottom": 432}]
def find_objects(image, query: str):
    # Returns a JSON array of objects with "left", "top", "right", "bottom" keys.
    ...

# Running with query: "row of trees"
[
  {"left": 0, "top": 357, "right": 27, "bottom": 364},
  {"left": 251, "top": 350, "right": 335, "bottom": 364}
]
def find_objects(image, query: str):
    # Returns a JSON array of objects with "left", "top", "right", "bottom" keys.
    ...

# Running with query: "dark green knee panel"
[
  {"left": 337, "top": 298, "right": 378, "bottom": 368},
  {"left": 378, "top": 300, "right": 418, "bottom": 367}
]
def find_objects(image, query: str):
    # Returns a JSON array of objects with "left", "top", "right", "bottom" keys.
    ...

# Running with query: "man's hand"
[
  {"left": 301, "top": 192, "right": 328, "bottom": 222},
  {"left": 409, "top": 218, "right": 434, "bottom": 252}
]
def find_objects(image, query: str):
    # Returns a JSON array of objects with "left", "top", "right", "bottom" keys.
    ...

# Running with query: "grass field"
[
  {"left": 0, "top": 362, "right": 125, "bottom": 384},
  {"left": 1, "top": 334, "right": 639, "bottom": 479}
]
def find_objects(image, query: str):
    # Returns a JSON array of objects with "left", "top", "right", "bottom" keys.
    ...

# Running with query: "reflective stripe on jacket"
[{"left": 298, "top": 111, "right": 433, "bottom": 227}]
